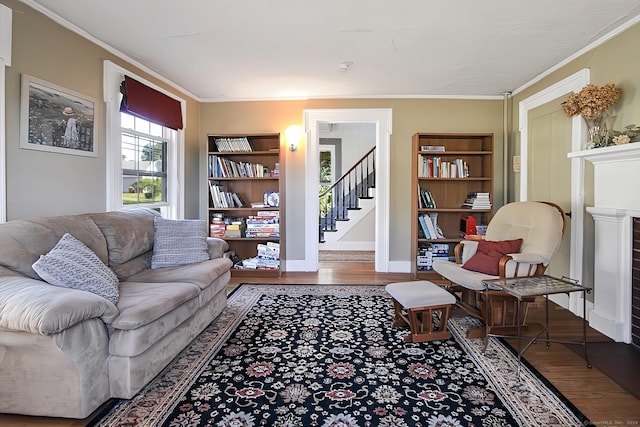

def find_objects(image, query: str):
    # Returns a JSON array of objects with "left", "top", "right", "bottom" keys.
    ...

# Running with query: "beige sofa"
[{"left": 0, "top": 208, "right": 232, "bottom": 418}]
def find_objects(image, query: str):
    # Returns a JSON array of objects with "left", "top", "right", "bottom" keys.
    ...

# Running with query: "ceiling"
[{"left": 20, "top": 0, "right": 640, "bottom": 102}]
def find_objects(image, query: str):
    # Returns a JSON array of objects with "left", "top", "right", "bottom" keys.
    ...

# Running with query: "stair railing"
[{"left": 319, "top": 147, "right": 376, "bottom": 242}]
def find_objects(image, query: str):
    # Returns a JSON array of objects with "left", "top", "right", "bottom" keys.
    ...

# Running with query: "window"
[
  {"left": 104, "top": 61, "right": 185, "bottom": 219},
  {"left": 120, "top": 113, "right": 172, "bottom": 208}
]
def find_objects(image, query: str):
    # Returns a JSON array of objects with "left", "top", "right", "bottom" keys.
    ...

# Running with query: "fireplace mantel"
[
  {"left": 569, "top": 142, "right": 640, "bottom": 343},
  {"left": 568, "top": 142, "right": 640, "bottom": 163}
]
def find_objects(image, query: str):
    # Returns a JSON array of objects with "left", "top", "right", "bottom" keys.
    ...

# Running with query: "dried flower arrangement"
[
  {"left": 608, "top": 124, "right": 640, "bottom": 145},
  {"left": 561, "top": 83, "right": 622, "bottom": 120}
]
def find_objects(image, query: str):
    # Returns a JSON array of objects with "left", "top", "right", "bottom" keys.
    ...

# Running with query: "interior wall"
[
  {"left": 2, "top": 0, "right": 201, "bottom": 220},
  {"left": 200, "top": 98, "right": 503, "bottom": 266},
  {"left": 509, "top": 22, "right": 640, "bottom": 287}
]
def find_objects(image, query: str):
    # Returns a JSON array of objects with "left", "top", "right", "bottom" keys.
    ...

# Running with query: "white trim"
[
  {"left": 0, "top": 61, "right": 6, "bottom": 223},
  {"left": 302, "top": 109, "right": 392, "bottom": 272},
  {"left": 103, "top": 60, "right": 186, "bottom": 219},
  {"left": 0, "top": 3, "right": 9, "bottom": 222},
  {"left": 518, "top": 68, "right": 590, "bottom": 316}
]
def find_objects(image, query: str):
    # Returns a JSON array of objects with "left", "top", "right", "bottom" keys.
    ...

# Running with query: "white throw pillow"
[
  {"left": 151, "top": 217, "right": 209, "bottom": 269},
  {"left": 32, "top": 233, "right": 120, "bottom": 305}
]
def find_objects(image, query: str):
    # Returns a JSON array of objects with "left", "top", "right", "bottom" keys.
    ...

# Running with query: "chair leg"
[{"left": 404, "top": 304, "right": 452, "bottom": 343}]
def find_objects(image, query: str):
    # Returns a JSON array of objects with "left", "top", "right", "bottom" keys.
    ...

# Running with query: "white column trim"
[
  {"left": 0, "top": 3, "right": 11, "bottom": 223},
  {"left": 0, "top": 61, "right": 6, "bottom": 223}
]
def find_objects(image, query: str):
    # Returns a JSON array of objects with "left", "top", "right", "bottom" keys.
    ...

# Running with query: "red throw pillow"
[{"left": 462, "top": 238, "right": 523, "bottom": 276}]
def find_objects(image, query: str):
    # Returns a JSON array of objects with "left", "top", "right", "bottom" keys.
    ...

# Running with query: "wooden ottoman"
[{"left": 385, "top": 280, "right": 456, "bottom": 343}]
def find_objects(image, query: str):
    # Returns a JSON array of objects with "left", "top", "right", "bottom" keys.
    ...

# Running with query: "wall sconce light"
[{"left": 285, "top": 125, "right": 303, "bottom": 152}]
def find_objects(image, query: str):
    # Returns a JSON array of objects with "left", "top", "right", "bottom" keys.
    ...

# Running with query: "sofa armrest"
[
  {"left": 0, "top": 276, "right": 118, "bottom": 335},
  {"left": 206, "top": 237, "right": 229, "bottom": 259}
]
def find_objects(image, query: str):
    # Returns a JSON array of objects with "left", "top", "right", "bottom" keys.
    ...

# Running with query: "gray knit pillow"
[
  {"left": 32, "top": 233, "right": 119, "bottom": 305},
  {"left": 151, "top": 217, "right": 209, "bottom": 269}
]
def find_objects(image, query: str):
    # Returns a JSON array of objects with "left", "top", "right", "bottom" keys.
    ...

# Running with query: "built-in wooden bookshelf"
[
  {"left": 207, "top": 133, "right": 284, "bottom": 277},
  {"left": 411, "top": 133, "right": 493, "bottom": 279}
]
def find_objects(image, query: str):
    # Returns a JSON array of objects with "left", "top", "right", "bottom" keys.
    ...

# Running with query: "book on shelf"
[
  {"left": 418, "top": 215, "right": 432, "bottom": 239},
  {"left": 418, "top": 213, "right": 445, "bottom": 240},
  {"left": 214, "top": 137, "right": 253, "bottom": 152},
  {"left": 209, "top": 156, "right": 269, "bottom": 178},
  {"left": 461, "top": 192, "right": 492, "bottom": 209},
  {"left": 208, "top": 182, "right": 244, "bottom": 208},
  {"left": 418, "top": 155, "right": 468, "bottom": 178},
  {"left": 418, "top": 187, "right": 436, "bottom": 209},
  {"left": 427, "top": 212, "right": 446, "bottom": 239},
  {"left": 420, "top": 145, "right": 445, "bottom": 152}
]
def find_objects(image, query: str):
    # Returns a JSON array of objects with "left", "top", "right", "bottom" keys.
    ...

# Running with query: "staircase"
[{"left": 319, "top": 147, "right": 376, "bottom": 243}]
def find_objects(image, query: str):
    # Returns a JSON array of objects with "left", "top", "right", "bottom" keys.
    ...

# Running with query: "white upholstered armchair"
[{"left": 432, "top": 201, "right": 566, "bottom": 335}]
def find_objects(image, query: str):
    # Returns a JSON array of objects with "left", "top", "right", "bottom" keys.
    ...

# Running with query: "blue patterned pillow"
[
  {"left": 151, "top": 217, "right": 209, "bottom": 269},
  {"left": 32, "top": 233, "right": 119, "bottom": 305}
]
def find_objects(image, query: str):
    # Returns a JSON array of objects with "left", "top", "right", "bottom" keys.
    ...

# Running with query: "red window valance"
[{"left": 120, "top": 75, "right": 183, "bottom": 130}]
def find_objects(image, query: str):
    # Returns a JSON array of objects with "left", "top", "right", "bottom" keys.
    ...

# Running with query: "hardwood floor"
[{"left": 2, "top": 262, "right": 638, "bottom": 425}]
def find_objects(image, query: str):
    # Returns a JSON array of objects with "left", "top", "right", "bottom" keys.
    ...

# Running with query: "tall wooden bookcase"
[
  {"left": 411, "top": 133, "right": 493, "bottom": 280},
  {"left": 207, "top": 133, "right": 284, "bottom": 277}
]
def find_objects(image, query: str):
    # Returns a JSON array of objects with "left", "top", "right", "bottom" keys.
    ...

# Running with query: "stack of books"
[
  {"left": 462, "top": 192, "right": 492, "bottom": 209},
  {"left": 209, "top": 213, "right": 226, "bottom": 238},
  {"left": 245, "top": 211, "right": 279, "bottom": 238},
  {"left": 224, "top": 217, "right": 245, "bottom": 238},
  {"left": 416, "top": 243, "right": 450, "bottom": 271},
  {"left": 237, "top": 242, "right": 280, "bottom": 270}
]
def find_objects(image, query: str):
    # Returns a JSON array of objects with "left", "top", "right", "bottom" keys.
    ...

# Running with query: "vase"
[{"left": 583, "top": 114, "right": 609, "bottom": 149}]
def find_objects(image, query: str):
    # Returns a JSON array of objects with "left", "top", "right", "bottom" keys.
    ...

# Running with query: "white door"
[{"left": 528, "top": 99, "right": 572, "bottom": 306}]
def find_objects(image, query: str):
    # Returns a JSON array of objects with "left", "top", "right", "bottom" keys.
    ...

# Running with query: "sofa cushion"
[
  {"left": 128, "top": 257, "right": 232, "bottom": 290},
  {"left": 90, "top": 208, "right": 159, "bottom": 266},
  {"left": 110, "top": 281, "right": 200, "bottom": 330},
  {"left": 32, "top": 233, "right": 120, "bottom": 305},
  {"left": 462, "top": 238, "right": 523, "bottom": 276},
  {"left": 0, "top": 276, "right": 118, "bottom": 335},
  {"left": 0, "top": 214, "right": 107, "bottom": 280},
  {"left": 108, "top": 285, "right": 201, "bottom": 357},
  {"left": 151, "top": 217, "right": 209, "bottom": 269}
]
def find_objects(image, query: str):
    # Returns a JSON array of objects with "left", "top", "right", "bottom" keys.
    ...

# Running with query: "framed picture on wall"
[{"left": 19, "top": 74, "right": 97, "bottom": 157}]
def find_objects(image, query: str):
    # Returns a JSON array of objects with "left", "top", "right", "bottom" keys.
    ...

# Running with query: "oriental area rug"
[{"left": 92, "top": 284, "right": 589, "bottom": 427}]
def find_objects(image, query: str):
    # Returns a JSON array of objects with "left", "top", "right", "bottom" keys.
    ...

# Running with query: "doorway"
[
  {"left": 303, "top": 109, "right": 392, "bottom": 273},
  {"left": 519, "top": 68, "right": 589, "bottom": 315}
]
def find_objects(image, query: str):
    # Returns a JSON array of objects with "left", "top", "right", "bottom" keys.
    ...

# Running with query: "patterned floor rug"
[{"left": 92, "top": 284, "right": 589, "bottom": 427}]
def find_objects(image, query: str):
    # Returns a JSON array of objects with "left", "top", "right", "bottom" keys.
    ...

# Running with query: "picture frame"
[{"left": 20, "top": 74, "right": 97, "bottom": 157}]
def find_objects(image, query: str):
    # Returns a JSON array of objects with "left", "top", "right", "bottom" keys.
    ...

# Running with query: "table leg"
[
  {"left": 517, "top": 297, "right": 522, "bottom": 378},
  {"left": 583, "top": 289, "right": 592, "bottom": 368}
]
